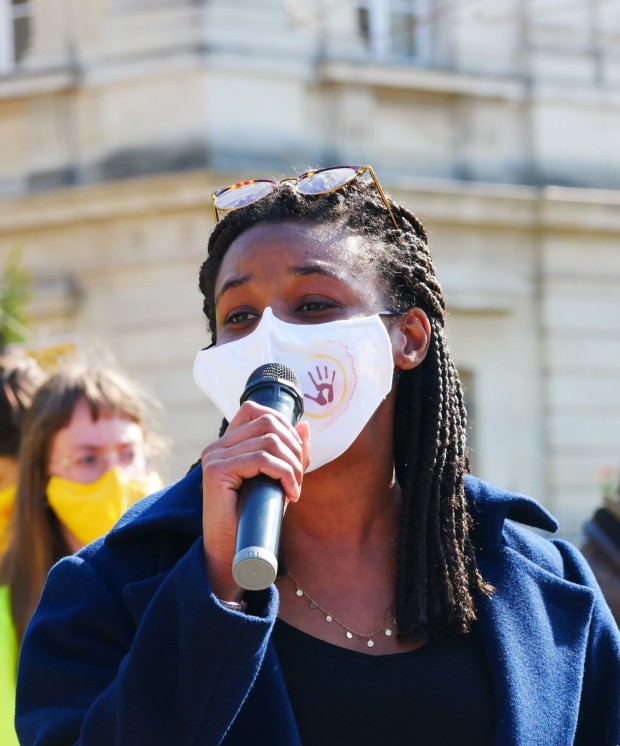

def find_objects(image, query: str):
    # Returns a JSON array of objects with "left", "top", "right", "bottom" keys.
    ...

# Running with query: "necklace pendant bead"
[
  {"left": 367, "top": 639, "right": 375, "bottom": 648},
  {"left": 346, "top": 631, "right": 353, "bottom": 639},
  {"left": 325, "top": 614, "right": 333, "bottom": 623},
  {"left": 310, "top": 601, "right": 318, "bottom": 608},
  {"left": 385, "top": 629, "right": 392, "bottom": 636},
  {"left": 295, "top": 588, "right": 303, "bottom": 597}
]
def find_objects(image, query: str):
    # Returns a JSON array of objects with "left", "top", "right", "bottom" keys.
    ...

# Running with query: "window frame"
[
  {"left": 0, "top": 0, "right": 32, "bottom": 75},
  {"left": 357, "top": 0, "right": 433, "bottom": 63}
]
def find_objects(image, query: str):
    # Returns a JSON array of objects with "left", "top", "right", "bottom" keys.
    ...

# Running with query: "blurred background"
[{"left": 0, "top": 0, "right": 619, "bottom": 541}]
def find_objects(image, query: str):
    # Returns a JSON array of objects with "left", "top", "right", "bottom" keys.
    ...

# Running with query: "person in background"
[
  {"left": 581, "top": 489, "right": 620, "bottom": 625},
  {"left": 0, "top": 351, "right": 45, "bottom": 557},
  {"left": 15, "top": 166, "right": 620, "bottom": 745},
  {"left": 1, "top": 362, "right": 163, "bottom": 746}
]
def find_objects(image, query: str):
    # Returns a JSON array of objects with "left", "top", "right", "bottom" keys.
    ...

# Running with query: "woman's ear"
[{"left": 392, "top": 308, "right": 431, "bottom": 370}]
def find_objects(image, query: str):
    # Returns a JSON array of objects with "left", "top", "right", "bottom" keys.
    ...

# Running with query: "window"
[
  {"left": 357, "top": 0, "right": 432, "bottom": 62},
  {"left": 0, "top": 0, "right": 32, "bottom": 75},
  {"left": 458, "top": 368, "right": 478, "bottom": 474}
]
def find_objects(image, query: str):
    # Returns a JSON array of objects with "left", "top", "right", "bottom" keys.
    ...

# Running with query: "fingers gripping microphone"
[{"left": 232, "top": 363, "right": 304, "bottom": 591}]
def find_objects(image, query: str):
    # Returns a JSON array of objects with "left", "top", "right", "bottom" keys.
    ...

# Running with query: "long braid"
[
  {"left": 199, "top": 176, "right": 491, "bottom": 640},
  {"left": 425, "top": 326, "right": 454, "bottom": 624},
  {"left": 394, "top": 366, "right": 429, "bottom": 629}
]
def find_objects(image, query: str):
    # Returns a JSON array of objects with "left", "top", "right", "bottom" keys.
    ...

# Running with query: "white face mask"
[{"left": 193, "top": 308, "right": 396, "bottom": 471}]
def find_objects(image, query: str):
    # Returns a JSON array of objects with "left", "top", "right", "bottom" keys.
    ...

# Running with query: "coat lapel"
[{"left": 476, "top": 543, "right": 595, "bottom": 746}]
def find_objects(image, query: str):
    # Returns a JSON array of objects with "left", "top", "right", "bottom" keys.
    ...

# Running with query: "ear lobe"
[{"left": 392, "top": 308, "right": 431, "bottom": 371}]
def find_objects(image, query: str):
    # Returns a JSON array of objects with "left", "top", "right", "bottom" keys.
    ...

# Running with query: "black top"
[{"left": 272, "top": 620, "right": 495, "bottom": 746}]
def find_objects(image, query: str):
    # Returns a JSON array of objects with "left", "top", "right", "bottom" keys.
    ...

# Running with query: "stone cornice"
[
  {"left": 0, "top": 68, "right": 77, "bottom": 101},
  {"left": 392, "top": 177, "right": 620, "bottom": 233},
  {"left": 318, "top": 60, "right": 526, "bottom": 100},
  {"left": 0, "top": 169, "right": 618, "bottom": 235},
  {"left": 0, "top": 171, "right": 215, "bottom": 233}
]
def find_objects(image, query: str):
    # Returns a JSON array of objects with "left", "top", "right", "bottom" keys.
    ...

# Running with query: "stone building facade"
[{"left": 1, "top": 0, "right": 619, "bottom": 538}]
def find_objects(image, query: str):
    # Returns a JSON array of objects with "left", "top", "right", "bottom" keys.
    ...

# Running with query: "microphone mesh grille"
[{"left": 245, "top": 363, "right": 301, "bottom": 393}]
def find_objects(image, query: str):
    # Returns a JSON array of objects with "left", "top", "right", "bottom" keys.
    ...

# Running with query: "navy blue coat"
[{"left": 16, "top": 468, "right": 620, "bottom": 745}]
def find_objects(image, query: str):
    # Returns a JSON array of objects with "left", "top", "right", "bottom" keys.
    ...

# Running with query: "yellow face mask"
[
  {"left": 0, "top": 484, "right": 16, "bottom": 556},
  {"left": 47, "top": 468, "right": 162, "bottom": 547}
]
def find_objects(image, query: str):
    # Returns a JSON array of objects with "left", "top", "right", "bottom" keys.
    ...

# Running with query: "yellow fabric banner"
[
  {"left": 0, "top": 586, "right": 19, "bottom": 746},
  {"left": 0, "top": 485, "right": 16, "bottom": 557}
]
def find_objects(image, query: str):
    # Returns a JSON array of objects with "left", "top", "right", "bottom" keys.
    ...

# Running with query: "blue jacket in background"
[{"left": 15, "top": 468, "right": 620, "bottom": 745}]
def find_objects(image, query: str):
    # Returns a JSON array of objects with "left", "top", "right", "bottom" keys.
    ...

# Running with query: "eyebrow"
[
  {"left": 215, "top": 274, "right": 253, "bottom": 305},
  {"left": 290, "top": 264, "right": 343, "bottom": 281},
  {"left": 215, "top": 264, "right": 344, "bottom": 306},
  {"left": 70, "top": 439, "right": 139, "bottom": 450}
]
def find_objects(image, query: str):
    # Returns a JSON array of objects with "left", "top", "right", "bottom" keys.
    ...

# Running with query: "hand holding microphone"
[
  {"left": 200, "top": 363, "right": 306, "bottom": 601},
  {"left": 232, "top": 363, "right": 304, "bottom": 590}
]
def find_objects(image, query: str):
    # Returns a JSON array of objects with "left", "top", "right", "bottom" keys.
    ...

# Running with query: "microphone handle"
[{"left": 233, "top": 475, "right": 284, "bottom": 589}]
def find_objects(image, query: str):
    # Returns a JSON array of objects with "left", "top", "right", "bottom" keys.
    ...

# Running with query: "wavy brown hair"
[
  {"left": 0, "top": 351, "right": 45, "bottom": 458},
  {"left": 199, "top": 177, "right": 492, "bottom": 641},
  {"left": 0, "top": 362, "right": 159, "bottom": 645}
]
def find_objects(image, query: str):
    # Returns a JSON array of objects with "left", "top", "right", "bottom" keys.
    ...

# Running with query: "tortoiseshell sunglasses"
[{"left": 211, "top": 165, "right": 398, "bottom": 229}]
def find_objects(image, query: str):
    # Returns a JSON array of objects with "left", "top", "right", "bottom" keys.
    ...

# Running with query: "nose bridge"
[
  {"left": 257, "top": 305, "right": 294, "bottom": 326},
  {"left": 261, "top": 305, "right": 291, "bottom": 323},
  {"left": 101, "top": 451, "right": 117, "bottom": 466},
  {"left": 257, "top": 305, "right": 305, "bottom": 332},
  {"left": 99, "top": 450, "right": 124, "bottom": 468},
  {"left": 261, "top": 304, "right": 305, "bottom": 325},
  {"left": 252, "top": 307, "right": 292, "bottom": 364},
  {"left": 98, "top": 448, "right": 138, "bottom": 476}
]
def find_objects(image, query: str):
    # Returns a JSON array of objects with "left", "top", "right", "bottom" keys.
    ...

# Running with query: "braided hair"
[{"left": 199, "top": 179, "right": 492, "bottom": 641}]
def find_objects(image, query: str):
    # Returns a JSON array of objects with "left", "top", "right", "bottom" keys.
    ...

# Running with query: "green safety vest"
[{"left": 0, "top": 585, "right": 19, "bottom": 746}]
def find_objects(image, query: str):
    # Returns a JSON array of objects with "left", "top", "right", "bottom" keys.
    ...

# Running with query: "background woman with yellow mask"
[{"left": 0, "top": 362, "right": 163, "bottom": 746}]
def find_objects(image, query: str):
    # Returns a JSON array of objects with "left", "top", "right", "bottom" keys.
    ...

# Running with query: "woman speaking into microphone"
[{"left": 16, "top": 166, "right": 619, "bottom": 745}]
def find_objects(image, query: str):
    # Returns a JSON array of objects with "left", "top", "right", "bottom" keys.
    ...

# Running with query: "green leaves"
[{"left": 0, "top": 248, "right": 32, "bottom": 350}]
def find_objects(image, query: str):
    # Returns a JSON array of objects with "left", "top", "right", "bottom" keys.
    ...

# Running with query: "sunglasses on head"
[{"left": 211, "top": 165, "right": 398, "bottom": 228}]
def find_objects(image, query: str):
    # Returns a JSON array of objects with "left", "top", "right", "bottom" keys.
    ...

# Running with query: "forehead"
[
  {"left": 51, "top": 399, "right": 143, "bottom": 451},
  {"left": 215, "top": 220, "right": 380, "bottom": 291}
]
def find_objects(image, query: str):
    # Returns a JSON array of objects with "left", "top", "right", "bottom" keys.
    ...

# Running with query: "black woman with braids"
[{"left": 16, "top": 166, "right": 619, "bottom": 745}]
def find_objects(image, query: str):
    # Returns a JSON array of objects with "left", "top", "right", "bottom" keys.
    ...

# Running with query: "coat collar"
[{"left": 464, "top": 475, "right": 558, "bottom": 544}]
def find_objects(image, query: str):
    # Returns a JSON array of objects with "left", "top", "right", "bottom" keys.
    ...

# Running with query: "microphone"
[{"left": 232, "top": 363, "right": 304, "bottom": 591}]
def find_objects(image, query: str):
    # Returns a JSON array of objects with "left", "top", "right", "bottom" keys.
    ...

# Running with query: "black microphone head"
[{"left": 245, "top": 363, "right": 301, "bottom": 396}]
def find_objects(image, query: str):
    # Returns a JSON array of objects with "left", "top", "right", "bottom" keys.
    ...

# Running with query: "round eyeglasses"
[
  {"left": 51, "top": 444, "right": 147, "bottom": 483},
  {"left": 211, "top": 165, "right": 398, "bottom": 229}
]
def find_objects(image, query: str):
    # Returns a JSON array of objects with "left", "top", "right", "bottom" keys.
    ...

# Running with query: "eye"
[
  {"left": 298, "top": 301, "right": 333, "bottom": 312},
  {"left": 76, "top": 453, "right": 99, "bottom": 468},
  {"left": 118, "top": 445, "right": 139, "bottom": 465},
  {"left": 296, "top": 299, "right": 342, "bottom": 319},
  {"left": 223, "top": 309, "right": 259, "bottom": 326}
]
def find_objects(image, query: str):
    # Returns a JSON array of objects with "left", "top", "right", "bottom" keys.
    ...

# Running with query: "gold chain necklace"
[{"left": 286, "top": 571, "right": 396, "bottom": 648}]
